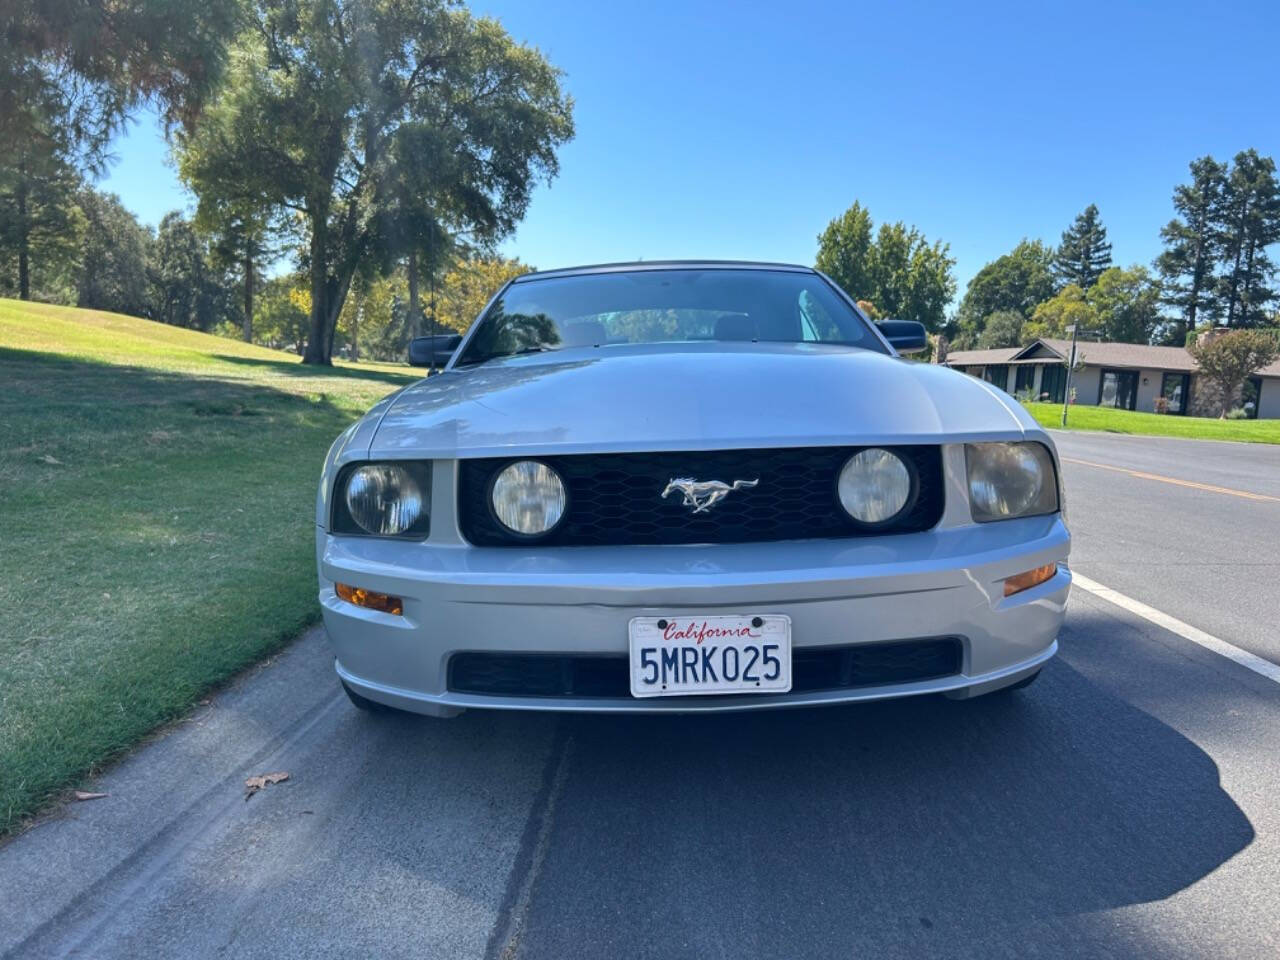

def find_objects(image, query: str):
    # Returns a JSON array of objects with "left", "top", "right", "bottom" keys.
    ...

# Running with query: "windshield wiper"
[{"left": 455, "top": 345, "right": 555, "bottom": 368}]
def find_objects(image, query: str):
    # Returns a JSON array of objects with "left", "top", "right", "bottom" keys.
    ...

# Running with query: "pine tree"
[
  {"left": 1054, "top": 204, "right": 1113, "bottom": 289},
  {"left": 0, "top": 81, "right": 83, "bottom": 301},
  {"left": 1155, "top": 156, "right": 1226, "bottom": 338},
  {"left": 198, "top": 202, "right": 284, "bottom": 343},
  {"left": 1214, "top": 149, "right": 1280, "bottom": 327},
  {"left": 0, "top": 146, "right": 81, "bottom": 300}
]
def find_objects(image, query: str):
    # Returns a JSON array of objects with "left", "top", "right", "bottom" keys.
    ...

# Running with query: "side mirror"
[
  {"left": 408, "top": 334, "right": 462, "bottom": 368},
  {"left": 876, "top": 319, "right": 928, "bottom": 354}
]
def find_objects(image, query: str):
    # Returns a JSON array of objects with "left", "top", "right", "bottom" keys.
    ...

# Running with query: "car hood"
[{"left": 368, "top": 342, "right": 1034, "bottom": 458}]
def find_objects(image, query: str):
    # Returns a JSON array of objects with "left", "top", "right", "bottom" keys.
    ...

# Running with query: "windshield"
[{"left": 454, "top": 268, "right": 885, "bottom": 366}]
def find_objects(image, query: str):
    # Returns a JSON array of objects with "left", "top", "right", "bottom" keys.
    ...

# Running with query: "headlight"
[
  {"left": 335, "top": 462, "right": 431, "bottom": 537},
  {"left": 491, "top": 460, "right": 567, "bottom": 536},
  {"left": 837, "top": 448, "right": 914, "bottom": 525},
  {"left": 965, "top": 442, "right": 1059, "bottom": 522}
]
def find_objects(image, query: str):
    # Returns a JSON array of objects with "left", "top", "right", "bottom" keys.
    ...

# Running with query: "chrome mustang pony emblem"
[{"left": 661, "top": 477, "right": 759, "bottom": 514}]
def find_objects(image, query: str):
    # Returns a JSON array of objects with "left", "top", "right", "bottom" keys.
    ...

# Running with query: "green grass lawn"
[
  {"left": 0, "top": 298, "right": 420, "bottom": 834},
  {"left": 1024, "top": 401, "right": 1280, "bottom": 444}
]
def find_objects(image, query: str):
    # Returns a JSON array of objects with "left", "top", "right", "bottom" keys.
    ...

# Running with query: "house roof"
[
  {"left": 946, "top": 338, "right": 1280, "bottom": 377},
  {"left": 943, "top": 346, "right": 1020, "bottom": 366},
  {"left": 1033, "top": 338, "right": 1201, "bottom": 371}
]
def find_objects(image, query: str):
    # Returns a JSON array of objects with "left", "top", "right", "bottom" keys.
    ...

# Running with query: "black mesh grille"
[
  {"left": 458, "top": 446, "right": 943, "bottom": 547},
  {"left": 448, "top": 639, "right": 963, "bottom": 699}
]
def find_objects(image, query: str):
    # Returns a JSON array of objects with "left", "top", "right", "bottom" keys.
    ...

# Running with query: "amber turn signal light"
[
  {"left": 1003, "top": 564, "right": 1057, "bottom": 597},
  {"left": 335, "top": 583, "right": 403, "bottom": 615}
]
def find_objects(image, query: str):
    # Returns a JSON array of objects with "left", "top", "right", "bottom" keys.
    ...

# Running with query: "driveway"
[{"left": 3, "top": 432, "right": 1279, "bottom": 959}]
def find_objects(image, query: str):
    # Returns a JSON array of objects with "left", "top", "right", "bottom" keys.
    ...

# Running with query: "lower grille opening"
[{"left": 448, "top": 638, "right": 963, "bottom": 699}]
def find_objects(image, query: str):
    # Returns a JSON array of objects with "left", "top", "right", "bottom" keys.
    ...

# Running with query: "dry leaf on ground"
[
  {"left": 73, "top": 791, "right": 108, "bottom": 802},
  {"left": 244, "top": 771, "right": 290, "bottom": 800}
]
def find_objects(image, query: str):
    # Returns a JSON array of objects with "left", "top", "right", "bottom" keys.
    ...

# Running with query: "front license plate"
[{"left": 628, "top": 615, "right": 792, "bottom": 698}]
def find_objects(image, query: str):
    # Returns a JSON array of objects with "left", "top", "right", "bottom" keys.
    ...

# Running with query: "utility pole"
[
  {"left": 1061, "top": 324, "right": 1102, "bottom": 427},
  {"left": 1061, "top": 324, "right": 1079, "bottom": 428}
]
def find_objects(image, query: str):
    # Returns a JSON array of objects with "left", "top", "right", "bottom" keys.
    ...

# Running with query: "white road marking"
[{"left": 1073, "top": 572, "right": 1280, "bottom": 685}]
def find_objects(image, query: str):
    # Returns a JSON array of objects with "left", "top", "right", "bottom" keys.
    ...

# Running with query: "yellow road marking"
[{"left": 1060, "top": 457, "right": 1280, "bottom": 503}]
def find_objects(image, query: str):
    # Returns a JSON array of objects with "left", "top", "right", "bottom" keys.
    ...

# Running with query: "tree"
[
  {"left": 149, "top": 211, "right": 231, "bottom": 330},
  {"left": 1025, "top": 284, "right": 1096, "bottom": 341},
  {"left": 0, "top": 144, "right": 81, "bottom": 301},
  {"left": 436, "top": 255, "right": 532, "bottom": 333},
  {"left": 815, "top": 201, "right": 875, "bottom": 304},
  {"left": 815, "top": 202, "right": 956, "bottom": 331},
  {"left": 871, "top": 221, "right": 956, "bottom": 331},
  {"left": 1, "top": 0, "right": 239, "bottom": 167},
  {"left": 0, "top": 62, "right": 84, "bottom": 301},
  {"left": 975, "top": 310, "right": 1025, "bottom": 349},
  {"left": 1156, "top": 156, "right": 1226, "bottom": 340},
  {"left": 1055, "top": 204, "right": 1112, "bottom": 289},
  {"left": 150, "top": 212, "right": 203, "bottom": 327},
  {"left": 1214, "top": 149, "right": 1280, "bottom": 327},
  {"left": 1190, "top": 329, "right": 1280, "bottom": 417},
  {"left": 319, "top": 252, "right": 532, "bottom": 361},
  {"left": 177, "top": 2, "right": 574, "bottom": 365},
  {"left": 253, "top": 274, "right": 312, "bottom": 354},
  {"left": 373, "top": 124, "right": 470, "bottom": 338},
  {"left": 199, "top": 201, "right": 288, "bottom": 342},
  {"left": 75, "top": 189, "right": 153, "bottom": 317},
  {"left": 1089, "top": 266, "right": 1162, "bottom": 344},
  {"left": 955, "top": 239, "right": 1058, "bottom": 340},
  {"left": 178, "top": 121, "right": 296, "bottom": 343}
]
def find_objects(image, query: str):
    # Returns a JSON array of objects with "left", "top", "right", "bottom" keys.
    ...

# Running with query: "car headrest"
[
  {"left": 713, "top": 314, "right": 755, "bottom": 341},
  {"left": 560, "top": 320, "right": 608, "bottom": 347}
]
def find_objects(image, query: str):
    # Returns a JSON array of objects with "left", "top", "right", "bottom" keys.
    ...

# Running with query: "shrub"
[
  {"left": 1153, "top": 396, "right": 1169, "bottom": 415},
  {"left": 1226, "top": 408, "right": 1249, "bottom": 420}
]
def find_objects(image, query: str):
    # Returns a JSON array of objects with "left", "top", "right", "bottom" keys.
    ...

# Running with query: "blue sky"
[{"left": 99, "top": 0, "right": 1280, "bottom": 302}]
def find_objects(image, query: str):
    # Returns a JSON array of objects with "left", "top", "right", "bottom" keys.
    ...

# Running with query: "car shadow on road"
[{"left": 493, "top": 632, "right": 1254, "bottom": 957}]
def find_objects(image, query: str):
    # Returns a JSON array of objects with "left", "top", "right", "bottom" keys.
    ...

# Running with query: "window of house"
[
  {"left": 1243, "top": 376, "right": 1262, "bottom": 420},
  {"left": 1160, "top": 372, "right": 1190, "bottom": 415},
  {"left": 984, "top": 365, "right": 1009, "bottom": 391},
  {"left": 1098, "top": 369, "right": 1138, "bottom": 410},
  {"left": 1014, "top": 365, "right": 1036, "bottom": 395},
  {"left": 1040, "top": 364, "right": 1066, "bottom": 404}
]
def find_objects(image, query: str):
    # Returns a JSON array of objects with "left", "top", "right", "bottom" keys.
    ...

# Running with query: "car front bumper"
[{"left": 317, "top": 512, "right": 1070, "bottom": 716}]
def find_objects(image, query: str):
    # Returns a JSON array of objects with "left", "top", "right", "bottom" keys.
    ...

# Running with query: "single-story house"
[{"left": 943, "top": 335, "right": 1280, "bottom": 419}]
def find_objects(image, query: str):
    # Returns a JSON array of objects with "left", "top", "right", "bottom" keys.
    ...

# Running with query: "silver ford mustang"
[{"left": 315, "top": 261, "right": 1070, "bottom": 717}]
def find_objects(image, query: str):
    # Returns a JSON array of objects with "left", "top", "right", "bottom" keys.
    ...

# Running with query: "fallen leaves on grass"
[
  {"left": 244, "top": 771, "right": 290, "bottom": 801},
  {"left": 39, "top": 454, "right": 63, "bottom": 465},
  {"left": 74, "top": 791, "right": 108, "bottom": 802}
]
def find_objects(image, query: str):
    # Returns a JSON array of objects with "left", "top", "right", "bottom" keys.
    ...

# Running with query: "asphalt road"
[
  {"left": 4, "top": 432, "right": 1280, "bottom": 959},
  {"left": 1052, "top": 430, "right": 1280, "bottom": 665}
]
